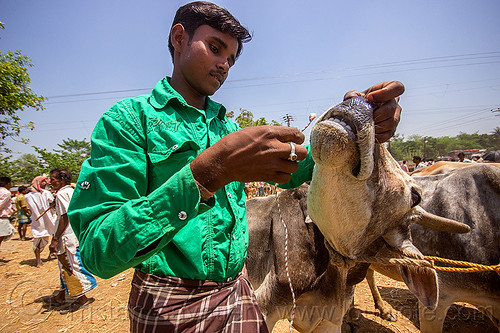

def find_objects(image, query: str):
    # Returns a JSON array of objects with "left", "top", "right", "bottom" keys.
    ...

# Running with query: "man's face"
[
  {"left": 50, "top": 174, "right": 63, "bottom": 191},
  {"left": 40, "top": 179, "right": 48, "bottom": 189},
  {"left": 176, "top": 24, "right": 238, "bottom": 97}
]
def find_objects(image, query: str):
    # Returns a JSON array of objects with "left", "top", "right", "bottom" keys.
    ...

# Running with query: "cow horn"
[{"left": 413, "top": 206, "right": 471, "bottom": 233}]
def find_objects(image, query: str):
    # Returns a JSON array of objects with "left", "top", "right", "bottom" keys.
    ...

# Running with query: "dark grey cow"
[
  {"left": 245, "top": 97, "right": 469, "bottom": 332},
  {"left": 368, "top": 164, "right": 500, "bottom": 332}
]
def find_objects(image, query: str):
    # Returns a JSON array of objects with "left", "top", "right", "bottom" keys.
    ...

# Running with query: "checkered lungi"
[{"left": 128, "top": 270, "right": 269, "bottom": 333}]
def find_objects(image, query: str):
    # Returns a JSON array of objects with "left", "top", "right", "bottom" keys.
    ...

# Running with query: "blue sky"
[{"left": 1, "top": 0, "right": 499, "bottom": 158}]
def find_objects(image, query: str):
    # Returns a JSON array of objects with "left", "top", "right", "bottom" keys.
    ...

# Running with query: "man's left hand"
[
  {"left": 344, "top": 81, "right": 405, "bottom": 143},
  {"left": 49, "top": 238, "right": 59, "bottom": 253}
]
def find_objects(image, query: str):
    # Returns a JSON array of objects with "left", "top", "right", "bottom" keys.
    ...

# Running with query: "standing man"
[
  {"left": 48, "top": 169, "right": 96, "bottom": 313},
  {"left": 68, "top": 2, "right": 404, "bottom": 332},
  {"left": 15, "top": 186, "right": 31, "bottom": 241},
  {"left": 26, "top": 176, "right": 56, "bottom": 267},
  {"left": 0, "top": 177, "right": 15, "bottom": 249}
]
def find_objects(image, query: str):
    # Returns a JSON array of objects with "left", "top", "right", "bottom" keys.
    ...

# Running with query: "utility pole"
[{"left": 282, "top": 114, "right": 294, "bottom": 127}]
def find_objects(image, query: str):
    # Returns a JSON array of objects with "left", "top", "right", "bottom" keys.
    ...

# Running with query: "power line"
[{"left": 44, "top": 51, "right": 500, "bottom": 101}]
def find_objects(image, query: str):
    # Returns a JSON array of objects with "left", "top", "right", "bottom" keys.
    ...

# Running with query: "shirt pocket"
[{"left": 147, "top": 140, "right": 199, "bottom": 191}]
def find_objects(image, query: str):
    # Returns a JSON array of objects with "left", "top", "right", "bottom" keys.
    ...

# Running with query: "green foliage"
[
  {"left": 228, "top": 108, "right": 282, "bottom": 128},
  {"left": 9, "top": 153, "right": 43, "bottom": 184},
  {"left": 34, "top": 138, "right": 91, "bottom": 181},
  {"left": 0, "top": 50, "right": 46, "bottom": 152},
  {"left": 0, "top": 138, "right": 90, "bottom": 184},
  {"left": 389, "top": 131, "right": 499, "bottom": 161}
]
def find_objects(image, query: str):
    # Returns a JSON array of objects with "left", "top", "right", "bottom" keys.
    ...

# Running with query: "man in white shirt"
[
  {"left": 48, "top": 169, "right": 96, "bottom": 313},
  {"left": 26, "top": 176, "right": 56, "bottom": 267}
]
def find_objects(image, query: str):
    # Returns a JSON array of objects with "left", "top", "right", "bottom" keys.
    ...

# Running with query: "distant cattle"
[
  {"left": 367, "top": 164, "right": 500, "bottom": 332},
  {"left": 246, "top": 97, "right": 469, "bottom": 332},
  {"left": 410, "top": 160, "right": 500, "bottom": 176}
]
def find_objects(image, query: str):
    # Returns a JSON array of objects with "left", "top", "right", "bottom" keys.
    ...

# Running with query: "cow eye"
[{"left": 411, "top": 188, "right": 421, "bottom": 207}]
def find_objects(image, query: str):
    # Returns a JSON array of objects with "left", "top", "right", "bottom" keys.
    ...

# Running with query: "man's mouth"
[{"left": 210, "top": 72, "right": 224, "bottom": 86}]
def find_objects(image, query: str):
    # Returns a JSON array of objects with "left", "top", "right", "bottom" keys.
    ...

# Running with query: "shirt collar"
[
  {"left": 149, "top": 77, "right": 227, "bottom": 120},
  {"left": 56, "top": 185, "right": 72, "bottom": 194}
]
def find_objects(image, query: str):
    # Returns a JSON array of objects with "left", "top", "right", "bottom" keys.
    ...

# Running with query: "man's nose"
[{"left": 217, "top": 60, "right": 229, "bottom": 74}]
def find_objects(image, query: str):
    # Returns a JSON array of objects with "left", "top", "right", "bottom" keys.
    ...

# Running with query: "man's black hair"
[
  {"left": 0, "top": 176, "right": 11, "bottom": 187},
  {"left": 168, "top": 1, "right": 251, "bottom": 60},
  {"left": 18, "top": 186, "right": 28, "bottom": 193},
  {"left": 50, "top": 168, "right": 72, "bottom": 184}
]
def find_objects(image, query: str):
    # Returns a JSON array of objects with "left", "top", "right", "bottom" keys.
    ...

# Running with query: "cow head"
[{"left": 307, "top": 97, "right": 469, "bottom": 309}]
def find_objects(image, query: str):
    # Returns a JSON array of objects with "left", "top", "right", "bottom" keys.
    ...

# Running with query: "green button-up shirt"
[{"left": 68, "top": 77, "right": 315, "bottom": 282}]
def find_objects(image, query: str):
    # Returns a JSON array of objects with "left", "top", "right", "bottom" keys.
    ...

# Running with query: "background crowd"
[{"left": 0, "top": 171, "right": 96, "bottom": 314}]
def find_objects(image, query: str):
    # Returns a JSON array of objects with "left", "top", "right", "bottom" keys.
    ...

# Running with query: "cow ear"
[
  {"left": 383, "top": 228, "right": 438, "bottom": 310},
  {"left": 398, "top": 265, "right": 438, "bottom": 310}
]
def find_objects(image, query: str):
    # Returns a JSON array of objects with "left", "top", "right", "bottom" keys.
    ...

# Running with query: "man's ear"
[{"left": 170, "top": 23, "right": 187, "bottom": 53}]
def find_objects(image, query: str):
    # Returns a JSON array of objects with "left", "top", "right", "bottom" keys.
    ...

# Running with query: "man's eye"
[{"left": 209, "top": 44, "right": 219, "bottom": 54}]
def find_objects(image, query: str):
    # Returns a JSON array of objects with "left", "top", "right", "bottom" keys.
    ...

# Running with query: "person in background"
[
  {"left": 412, "top": 155, "right": 425, "bottom": 171},
  {"left": 0, "top": 177, "right": 16, "bottom": 249},
  {"left": 26, "top": 176, "right": 56, "bottom": 267},
  {"left": 48, "top": 169, "right": 96, "bottom": 313},
  {"left": 458, "top": 152, "right": 472, "bottom": 163},
  {"left": 400, "top": 160, "right": 409, "bottom": 173},
  {"left": 15, "top": 186, "right": 31, "bottom": 241}
]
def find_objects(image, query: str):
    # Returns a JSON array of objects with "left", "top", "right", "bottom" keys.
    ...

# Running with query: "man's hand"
[
  {"left": 49, "top": 237, "right": 59, "bottom": 253},
  {"left": 344, "top": 81, "right": 405, "bottom": 143},
  {"left": 191, "top": 126, "right": 308, "bottom": 192}
]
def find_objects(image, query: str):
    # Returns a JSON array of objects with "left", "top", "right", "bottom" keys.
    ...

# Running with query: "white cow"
[{"left": 246, "top": 97, "right": 469, "bottom": 332}]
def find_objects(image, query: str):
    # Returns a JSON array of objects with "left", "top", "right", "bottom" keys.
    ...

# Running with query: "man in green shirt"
[{"left": 68, "top": 2, "right": 404, "bottom": 332}]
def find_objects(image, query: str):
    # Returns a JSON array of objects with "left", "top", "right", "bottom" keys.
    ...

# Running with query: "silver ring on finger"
[{"left": 288, "top": 142, "right": 298, "bottom": 161}]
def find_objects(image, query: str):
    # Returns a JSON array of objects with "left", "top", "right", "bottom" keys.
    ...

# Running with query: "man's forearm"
[{"left": 54, "top": 214, "right": 69, "bottom": 239}]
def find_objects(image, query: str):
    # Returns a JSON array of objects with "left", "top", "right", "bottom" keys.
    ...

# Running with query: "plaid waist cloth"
[{"left": 128, "top": 269, "right": 269, "bottom": 333}]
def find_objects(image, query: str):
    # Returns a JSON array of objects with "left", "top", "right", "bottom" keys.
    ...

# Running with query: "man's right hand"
[{"left": 190, "top": 126, "right": 308, "bottom": 192}]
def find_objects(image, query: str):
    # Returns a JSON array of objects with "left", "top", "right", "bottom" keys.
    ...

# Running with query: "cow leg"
[
  {"left": 253, "top": 272, "right": 283, "bottom": 331},
  {"left": 418, "top": 297, "right": 452, "bottom": 333},
  {"left": 366, "top": 268, "right": 397, "bottom": 322}
]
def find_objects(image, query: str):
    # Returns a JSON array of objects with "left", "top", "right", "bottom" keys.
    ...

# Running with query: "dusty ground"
[{"left": 0, "top": 228, "right": 496, "bottom": 332}]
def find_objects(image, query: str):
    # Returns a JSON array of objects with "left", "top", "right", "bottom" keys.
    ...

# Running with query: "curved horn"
[{"left": 413, "top": 206, "right": 471, "bottom": 233}]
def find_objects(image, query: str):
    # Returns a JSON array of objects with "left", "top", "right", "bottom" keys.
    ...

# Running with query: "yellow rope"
[{"left": 424, "top": 256, "right": 500, "bottom": 275}]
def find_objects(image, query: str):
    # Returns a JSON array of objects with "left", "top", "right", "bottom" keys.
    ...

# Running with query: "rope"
[
  {"left": 276, "top": 192, "right": 296, "bottom": 333},
  {"left": 424, "top": 256, "right": 500, "bottom": 275},
  {"left": 355, "top": 255, "right": 500, "bottom": 275}
]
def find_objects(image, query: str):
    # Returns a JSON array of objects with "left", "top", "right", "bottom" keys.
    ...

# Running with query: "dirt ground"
[{"left": 0, "top": 228, "right": 496, "bottom": 333}]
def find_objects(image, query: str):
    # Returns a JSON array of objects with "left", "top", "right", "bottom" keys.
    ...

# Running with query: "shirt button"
[
  {"left": 178, "top": 211, "right": 187, "bottom": 220},
  {"left": 172, "top": 144, "right": 178, "bottom": 150},
  {"left": 232, "top": 234, "right": 235, "bottom": 240},
  {"left": 227, "top": 193, "right": 232, "bottom": 199},
  {"left": 226, "top": 277, "right": 233, "bottom": 282}
]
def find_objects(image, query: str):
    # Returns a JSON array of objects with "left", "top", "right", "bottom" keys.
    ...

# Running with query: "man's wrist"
[{"left": 195, "top": 179, "right": 215, "bottom": 202}]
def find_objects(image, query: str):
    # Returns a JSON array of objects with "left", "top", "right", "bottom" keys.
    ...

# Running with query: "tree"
[
  {"left": 491, "top": 127, "right": 500, "bottom": 148},
  {"left": 228, "top": 108, "right": 282, "bottom": 128},
  {"left": 0, "top": 23, "right": 46, "bottom": 153},
  {"left": 8, "top": 153, "right": 43, "bottom": 184},
  {"left": 34, "top": 138, "right": 91, "bottom": 181}
]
